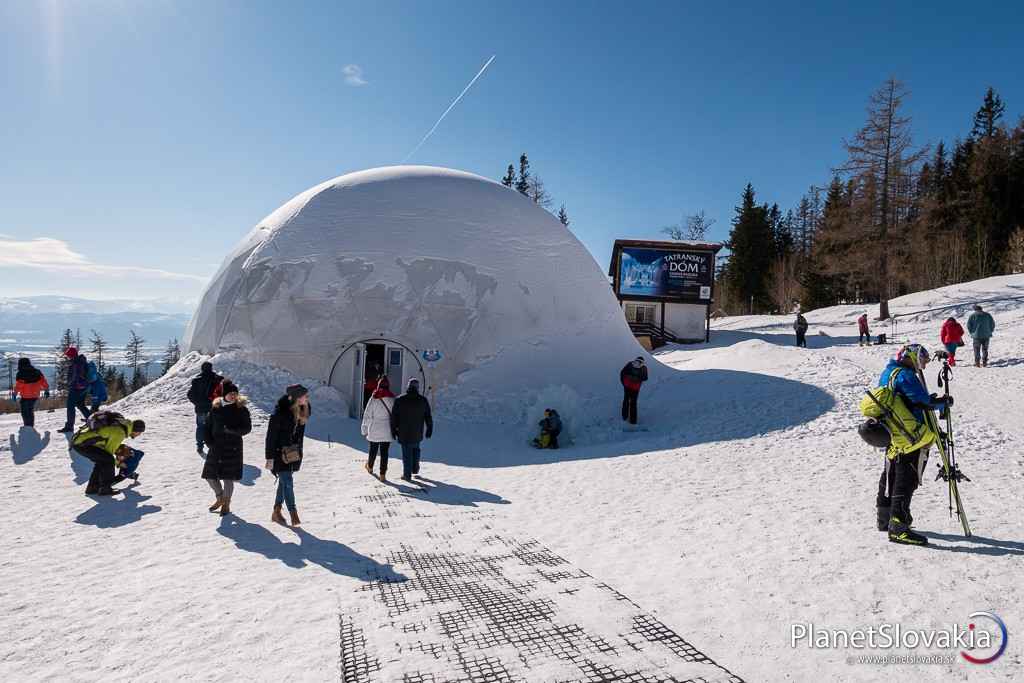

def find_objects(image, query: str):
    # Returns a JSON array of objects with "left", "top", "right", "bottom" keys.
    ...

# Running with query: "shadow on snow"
[
  {"left": 304, "top": 368, "right": 835, "bottom": 468},
  {"left": 217, "top": 514, "right": 406, "bottom": 581},
  {"left": 74, "top": 485, "right": 162, "bottom": 528},
  {"left": 923, "top": 531, "right": 1024, "bottom": 557},
  {"left": 9, "top": 426, "right": 51, "bottom": 465}
]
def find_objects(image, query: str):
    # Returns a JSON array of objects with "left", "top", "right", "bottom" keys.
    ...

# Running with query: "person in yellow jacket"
[{"left": 71, "top": 413, "right": 146, "bottom": 496}]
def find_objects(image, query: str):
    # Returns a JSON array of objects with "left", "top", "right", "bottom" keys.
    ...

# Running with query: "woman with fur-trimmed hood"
[
  {"left": 202, "top": 380, "right": 252, "bottom": 516},
  {"left": 265, "top": 384, "right": 311, "bottom": 526}
]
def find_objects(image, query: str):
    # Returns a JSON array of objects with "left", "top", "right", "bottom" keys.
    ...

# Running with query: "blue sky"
[{"left": 2, "top": 1, "right": 1022, "bottom": 302}]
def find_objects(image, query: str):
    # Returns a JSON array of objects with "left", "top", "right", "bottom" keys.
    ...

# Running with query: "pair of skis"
[{"left": 916, "top": 358, "right": 972, "bottom": 537}]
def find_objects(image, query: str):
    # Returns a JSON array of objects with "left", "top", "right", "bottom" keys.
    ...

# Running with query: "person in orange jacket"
[
  {"left": 939, "top": 317, "right": 965, "bottom": 367},
  {"left": 14, "top": 358, "right": 49, "bottom": 428}
]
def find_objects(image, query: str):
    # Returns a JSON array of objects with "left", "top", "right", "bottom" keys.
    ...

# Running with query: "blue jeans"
[
  {"left": 65, "top": 390, "right": 90, "bottom": 429},
  {"left": 400, "top": 442, "right": 421, "bottom": 479},
  {"left": 195, "top": 413, "right": 209, "bottom": 450},
  {"left": 275, "top": 470, "right": 296, "bottom": 511}
]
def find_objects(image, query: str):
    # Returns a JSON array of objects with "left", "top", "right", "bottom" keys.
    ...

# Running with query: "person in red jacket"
[
  {"left": 858, "top": 313, "right": 871, "bottom": 346},
  {"left": 940, "top": 317, "right": 965, "bottom": 366},
  {"left": 14, "top": 358, "right": 49, "bottom": 428},
  {"left": 619, "top": 357, "right": 648, "bottom": 425}
]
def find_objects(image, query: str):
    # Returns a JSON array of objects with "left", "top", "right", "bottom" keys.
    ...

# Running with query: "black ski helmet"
[{"left": 858, "top": 419, "right": 891, "bottom": 449}]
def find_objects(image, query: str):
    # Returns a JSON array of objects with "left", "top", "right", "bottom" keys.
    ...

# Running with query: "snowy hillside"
[{"left": 1, "top": 275, "right": 1021, "bottom": 681}]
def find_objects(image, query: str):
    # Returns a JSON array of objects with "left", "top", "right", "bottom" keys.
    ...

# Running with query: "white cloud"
[
  {"left": 342, "top": 64, "right": 367, "bottom": 86},
  {"left": 0, "top": 236, "right": 208, "bottom": 283}
]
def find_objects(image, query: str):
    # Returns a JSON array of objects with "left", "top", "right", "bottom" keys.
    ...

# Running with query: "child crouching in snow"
[
  {"left": 531, "top": 409, "right": 562, "bottom": 449},
  {"left": 112, "top": 445, "right": 144, "bottom": 485}
]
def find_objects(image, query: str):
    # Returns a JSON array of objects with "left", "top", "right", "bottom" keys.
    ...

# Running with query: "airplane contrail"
[{"left": 402, "top": 55, "right": 496, "bottom": 163}]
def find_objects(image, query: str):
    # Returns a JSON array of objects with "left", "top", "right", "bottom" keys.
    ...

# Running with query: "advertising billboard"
[{"left": 618, "top": 246, "right": 713, "bottom": 300}]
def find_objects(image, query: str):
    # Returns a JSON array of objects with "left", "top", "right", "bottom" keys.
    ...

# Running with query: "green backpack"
[{"left": 859, "top": 368, "right": 936, "bottom": 457}]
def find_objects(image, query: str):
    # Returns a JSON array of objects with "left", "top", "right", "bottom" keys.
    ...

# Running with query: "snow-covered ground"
[{"left": 2, "top": 275, "right": 1021, "bottom": 681}]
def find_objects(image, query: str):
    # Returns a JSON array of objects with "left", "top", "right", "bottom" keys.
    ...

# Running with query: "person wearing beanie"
[
  {"left": 71, "top": 413, "right": 145, "bottom": 495},
  {"left": 361, "top": 377, "right": 395, "bottom": 480},
  {"left": 58, "top": 347, "right": 92, "bottom": 433},
  {"left": 619, "top": 356, "right": 649, "bottom": 426},
  {"left": 966, "top": 304, "right": 996, "bottom": 367},
  {"left": 202, "top": 380, "right": 251, "bottom": 516},
  {"left": 14, "top": 357, "right": 49, "bottom": 428},
  {"left": 265, "top": 384, "right": 311, "bottom": 526},
  {"left": 187, "top": 361, "right": 224, "bottom": 455},
  {"left": 390, "top": 377, "right": 433, "bottom": 483}
]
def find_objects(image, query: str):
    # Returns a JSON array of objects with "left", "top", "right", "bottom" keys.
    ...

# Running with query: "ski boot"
[
  {"left": 888, "top": 516, "right": 927, "bottom": 546},
  {"left": 876, "top": 505, "right": 891, "bottom": 532}
]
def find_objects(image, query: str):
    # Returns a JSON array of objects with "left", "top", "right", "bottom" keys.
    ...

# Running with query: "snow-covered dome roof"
[{"left": 184, "top": 166, "right": 642, "bottom": 413}]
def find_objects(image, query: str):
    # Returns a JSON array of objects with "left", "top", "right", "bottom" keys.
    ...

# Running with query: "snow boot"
[
  {"left": 876, "top": 505, "right": 891, "bottom": 532},
  {"left": 219, "top": 499, "right": 231, "bottom": 516},
  {"left": 289, "top": 509, "right": 301, "bottom": 527},
  {"left": 364, "top": 462, "right": 372, "bottom": 475},
  {"left": 271, "top": 505, "right": 286, "bottom": 525},
  {"left": 888, "top": 517, "right": 927, "bottom": 546},
  {"left": 209, "top": 497, "right": 223, "bottom": 513},
  {"left": 58, "top": 426, "right": 73, "bottom": 434}
]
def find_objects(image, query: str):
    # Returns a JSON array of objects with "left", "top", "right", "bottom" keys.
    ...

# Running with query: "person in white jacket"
[{"left": 361, "top": 377, "right": 395, "bottom": 480}]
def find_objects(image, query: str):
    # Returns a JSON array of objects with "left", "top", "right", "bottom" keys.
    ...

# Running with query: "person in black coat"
[
  {"left": 390, "top": 378, "right": 433, "bottom": 482},
  {"left": 188, "top": 361, "right": 223, "bottom": 455},
  {"left": 265, "top": 384, "right": 311, "bottom": 526},
  {"left": 201, "top": 380, "right": 252, "bottom": 517},
  {"left": 620, "top": 357, "right": 648, "bottom": 425}
]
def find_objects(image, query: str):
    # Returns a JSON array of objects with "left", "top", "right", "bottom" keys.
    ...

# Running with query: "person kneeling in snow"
[
  {"left": 531, "top": 409, "right": 562, "bottom": 449},
  {"left": 112, "top": 445, "right": 144, "bottom": 485},
  {"left": 71, "top": 412, "right": 146, "bottom": 496}
]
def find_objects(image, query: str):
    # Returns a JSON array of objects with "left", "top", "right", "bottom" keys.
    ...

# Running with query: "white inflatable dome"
[{"left": 184, "top": 166, "right": 643, "bottom": 417}]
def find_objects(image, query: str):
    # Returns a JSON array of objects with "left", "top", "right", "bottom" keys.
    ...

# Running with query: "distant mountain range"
[{"left": 0, "top": 296, "right": 194, "bottom": 377}]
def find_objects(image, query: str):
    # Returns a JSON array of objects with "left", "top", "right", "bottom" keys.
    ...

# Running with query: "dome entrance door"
[{"left": 329, "top": 338, "right": 426, "bottom": 419}]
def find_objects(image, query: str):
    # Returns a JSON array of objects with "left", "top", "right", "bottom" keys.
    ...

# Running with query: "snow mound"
[{"left": 182, "top": 165, "right": 646, "bottom": 427}]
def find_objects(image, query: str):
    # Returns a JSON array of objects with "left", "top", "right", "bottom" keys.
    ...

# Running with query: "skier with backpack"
[
  {"left": 58, "top": 347, "right": 92, "bottom": 433},
  {"left": 71, "top": 411, "right": 146, "bottom": 495},
  {"left": 187, "top": 361, "right": 223, "bottom": 455},
  {"left": 861, "top": 344, "right": 952, "bottom": 546}
]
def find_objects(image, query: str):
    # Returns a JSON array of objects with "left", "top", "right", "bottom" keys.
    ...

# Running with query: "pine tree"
[
  {"left": 501, "top": 164, "right": 516, "bottom": 188},
  {"left": 972, "top": 87, "right": 1005, "bottom": 139},
  {"left": 515, "top": 153, "right": 531, "bottom": 196},
  {"left": 53, "top": 328, "right": 76, "bottom": 394},
  {"left": 88, "top": 329, "right": 109, "bottom": 374},
  {"left": 161, "top": 339, "right": 181, "bottom": 375},
  {"left": 125, "top": 330, "right": 146, "bottom": 392},
  {"left": 838, "top": 78, "right": 926, "bottom": 319},
  {"left": 724, "top": 184, "right": 774, "bottom": 313},
  {"left": 557, "top": 204, "right": 570, "bottom": 227}
]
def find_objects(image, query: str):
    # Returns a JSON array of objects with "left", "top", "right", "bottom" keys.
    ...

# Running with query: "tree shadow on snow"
[
  {"left": 216, "top": 515, "right": 406, "bottom": 581},
  {"left": 693, "top": 328, "right": 865, "bottom": 350},
  {"left": 9, "top": 427, "right": 50, "bottom": 465},
  {"left": 985, "top": 357, "right": 1024, "bottom": 368},
  {"left": 74, "top": 486, "right": 163, "bottom": 528},
  {"left": 922, "top": 532, "right": 1024, "bottom": 557}
]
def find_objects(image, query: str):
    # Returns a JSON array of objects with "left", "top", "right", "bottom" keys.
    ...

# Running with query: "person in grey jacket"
[{"left": 966, "top": 304, "right": 996, "bottom": 367}]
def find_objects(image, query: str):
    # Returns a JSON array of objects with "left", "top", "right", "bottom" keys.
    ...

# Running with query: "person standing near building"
[
  {"left": 858, "top": 313, "right": 871, "bottom": 346},
  {"left": 390, "top": 378, "right": 433, "bottom": 483},
  {"left": 620, "top": 356, "right": 648, "bottom": 425},
  {"left": 361, "top": 376, "right": 395, "bottom": 480},
  {"left": 939, "top": 317, "right": 965, "bottom": 367},
  {"left": 202, "top": 380, "right": 252, "bottom": 517},
  {"left": 966, "top": 304, "right": 996, "bottom": 367},
  {"left": 794, "top": 313, "right": 809, "bottom": 348},
  {"left": 14, "top": 358, "right": 49, "bottom": 428},
  {"left": 187, "top": 361, "right": 223, "bottom": 455},
  {"left": 266, "top": 384, "right": 311, "bottom": 526},
  {"left": 58, "top": 347, "right": 91, "bottom": 433}
]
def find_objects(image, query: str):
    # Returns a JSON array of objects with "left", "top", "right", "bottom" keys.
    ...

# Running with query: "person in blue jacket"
[
  {"left": 87, "top": 361, "right": 108, "bottom": 413},
  {"left": 875, "top": 344, "right": 952, "bottom": 546}
]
